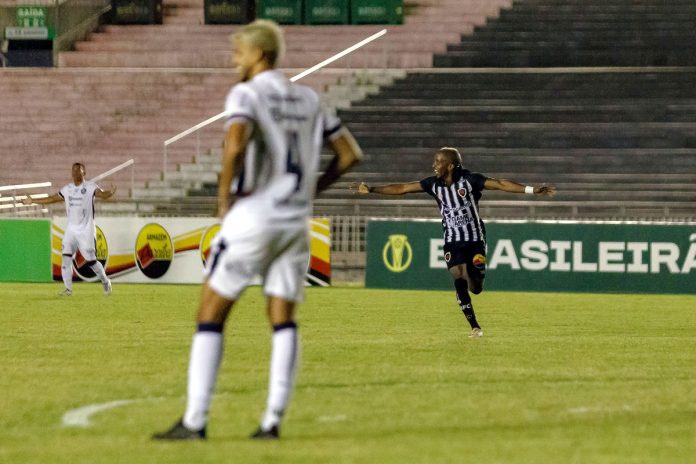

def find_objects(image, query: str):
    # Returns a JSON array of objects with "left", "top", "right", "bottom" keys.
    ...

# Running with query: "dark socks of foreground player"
[{"left": 454, "top": 279, "right": 480, "bottom": 329}]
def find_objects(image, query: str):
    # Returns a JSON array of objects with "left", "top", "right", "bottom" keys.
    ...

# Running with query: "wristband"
[{"left": 524, "top": 186, "right": 535, "bottom": 195}]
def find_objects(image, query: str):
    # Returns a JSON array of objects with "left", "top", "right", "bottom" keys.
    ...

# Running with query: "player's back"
[{"left": 225, "top": 70, "right": 328, "bottom": 222}]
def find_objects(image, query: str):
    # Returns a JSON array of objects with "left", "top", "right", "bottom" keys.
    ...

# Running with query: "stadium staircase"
[
  {"left": 0, "top": 0, "right": 511, "bottom": 217},
  {"left": 434, "top": 0, "right": 696, "bottom": 68},
  {"left": 311, "top": 0, "right": 696, "bottom": 220}
]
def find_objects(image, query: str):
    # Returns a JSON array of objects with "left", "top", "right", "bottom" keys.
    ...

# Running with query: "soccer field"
[{"left": 1, "top": 284, "right": 694, "bottom": 464}]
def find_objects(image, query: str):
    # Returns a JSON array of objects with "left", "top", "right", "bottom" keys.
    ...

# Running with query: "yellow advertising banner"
[{"left": 51, "top": 217, "right": 330, "bottom": 285}]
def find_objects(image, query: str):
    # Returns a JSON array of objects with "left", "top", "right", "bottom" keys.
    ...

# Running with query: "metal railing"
[
  {"left": 0, "top": 181, "right": 51, "bottom": 216},
  {"left": 82, "top": 195, "right": 696, "bottom": 221},
  {"left": 160, "top": 29, "right": 389, "bottom": 180}
]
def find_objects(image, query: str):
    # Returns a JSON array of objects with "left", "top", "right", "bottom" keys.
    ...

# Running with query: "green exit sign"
[{"left": 16, "top": 6, "right": 48, "bottom": 27}]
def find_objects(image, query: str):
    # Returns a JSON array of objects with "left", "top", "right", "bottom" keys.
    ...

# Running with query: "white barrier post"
[
  {"left": 90, "top": 159, "right": 135, "bottom": 183},
  {"left": 161, "top": 29, "right": 388, "bottom": 178},
  {"left": 0, "top": 182, "right": 51, "bottom": 217}
]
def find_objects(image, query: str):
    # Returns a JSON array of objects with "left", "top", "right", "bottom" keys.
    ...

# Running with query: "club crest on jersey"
[
  {"left": 457, "top": 187, "right": 468, "bottom": 197},
  {"left": 81, "top": 187, "right": 86, "bottom": 194},
  {"left": 472, "top": 254, "right": 486, "bottom": 269},
  {"left": 444, "top": 252, "right": 452, "bottom": 263}
]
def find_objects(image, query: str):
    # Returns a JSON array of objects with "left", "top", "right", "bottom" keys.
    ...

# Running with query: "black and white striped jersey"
[{"left": 420, "top": 168, "right": 487, "bottom": 243}]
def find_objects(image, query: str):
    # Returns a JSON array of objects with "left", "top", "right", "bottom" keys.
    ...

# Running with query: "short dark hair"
[
  {"left": 72, "top": 162, "right": 85, "bottom": 170},
  {"left": 437, "top": 147, "right": 462, "bottom": 167}
]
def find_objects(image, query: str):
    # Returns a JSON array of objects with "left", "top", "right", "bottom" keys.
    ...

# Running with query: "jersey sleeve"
[
  {"left": 469, "top": 172, "right": 488, "bottom": 192},
  {"left": 419, "top": 176, "right": 437, "bottom": 196},
  {"left": 223, "top": 85, "right": 255, "bottom": 131},
  {"left": 321, "top": 105, "right": 343, "bottom": 141},
  {"left": 58, "top": 185, "right": 68, "bottom": 199}
]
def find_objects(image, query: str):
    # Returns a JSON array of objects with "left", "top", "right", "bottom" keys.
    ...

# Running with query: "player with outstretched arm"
[
  {"left": 153, "top": 20, "right": 362, "bottom": 441},
  {"left": 352, "top": 147, "right": 555, "bottom": 338},
  {"left": 23, "top": 162, "right": 115, "bottom": 296}
]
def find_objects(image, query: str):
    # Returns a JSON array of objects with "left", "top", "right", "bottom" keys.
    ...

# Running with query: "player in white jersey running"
[
  {"left": 23, "top": 162, "right": 115, "bottom": 296},
  {"left": 153, "top": 20, "right": 363, "bottom": 441}
]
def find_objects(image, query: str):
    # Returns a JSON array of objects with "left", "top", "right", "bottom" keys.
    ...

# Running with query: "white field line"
[
  {"left": 62, "top": 394, "right": 338, "bottom": 428},
  {"left": 317, "top": 414, "right": 347, "bottom": 423},
  {"left": 567, "top": 404, "right": 634, "bottom": 415},
  {"left": 62, "top": 399, "right": 138, "bottom": 427}
]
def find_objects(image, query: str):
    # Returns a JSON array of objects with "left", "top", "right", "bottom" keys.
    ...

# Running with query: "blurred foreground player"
[
  {"left": 352, "top": 147, "right": 555, "bottom": 338},
  {"left": 153, "top": 20, "right": 362, "bottom": 441},
  {"left": 23, "top": 162, "right": 114, "bottom": 296}
]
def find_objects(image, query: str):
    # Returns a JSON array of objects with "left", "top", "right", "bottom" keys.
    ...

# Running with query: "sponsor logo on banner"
[
  {"left": 74, "top": 226, "right": 109, "bottom": 281},
  {"left": 51, "top": 217, "right": 331, "bottom": 284},
  {"left": 487, "top": 237, "right": 696, "bottom": 274},
  {"left": 200, "top": 224, "right": 221, "bottom": 266},
  {"left": 308, "top": 219, "right": 331, "bottom": 286},
  {"left": 135, "top": 223, "right": 173, "bottom": 279},
  {"left": 365, "top": 220, "right": 696, "bottom": 293},
  {"left": 383, "top": 234, "right": 413, "bottom": 272}
]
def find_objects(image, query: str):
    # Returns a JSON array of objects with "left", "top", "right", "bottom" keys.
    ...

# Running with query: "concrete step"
[
  {"left": 434, "top": 50, "right": 696, "bottom": 67},
  {"left": 163, "top": 15, "right": 203, "bottom": 25},
  {"left": 59, "top": 50, "right": 433, "bottom": 68},
  {"left": 146, "top": 179, "right": 201, "bottom": 189},
  {"left": 95, "top": 23, "right": 473, "bottom": 35},
  {"left": 193, "top": 153, "right": 221, "bottom": 165},
  {"left": 177, "top": 163, "right": 220, "bottom": 175},
  {"left": 131, "top": 186, "right": 188, "bottom": 198},
  {"left": 74, "top": 38, "right": 450, "bottom": 53},
  {"left": 324, "top": 84, "right": 380, "bottom": 101},
  {"left": 97, "top": 202, "right": 140, "bottom": 213}
]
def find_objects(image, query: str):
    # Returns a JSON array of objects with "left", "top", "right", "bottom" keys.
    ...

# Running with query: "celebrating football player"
[
  {"left": 23, "top": 162, "right": 115, "bottom": 296},
  {"left": 352, "top": 147, "right": 555, "bottom": 338}
]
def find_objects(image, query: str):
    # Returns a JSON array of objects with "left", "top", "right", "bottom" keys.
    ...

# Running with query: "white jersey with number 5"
[{"left": 223, "top": 69, "right": 342, "bottom": 222}]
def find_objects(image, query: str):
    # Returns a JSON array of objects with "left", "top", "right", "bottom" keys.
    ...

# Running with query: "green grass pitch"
[{"left": 1, "top": 283, "right": 694, "bottom": 464}]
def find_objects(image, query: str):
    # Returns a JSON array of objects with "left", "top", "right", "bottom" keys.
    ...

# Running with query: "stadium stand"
[
  {"left": 326, "top": 69, "right": 696, "bottom": 219},
  {"left": 3, "top": 0, "right": 694, "bottom": 223},
  {"left": 435, "top": 0, "right": 696, "bottom": 67},
  {"left": 173, "top": 0, "right": 696, "bottom": 220},
  {"left": 312, "top": 0, "right": 696, "bottom": 220},
  {"left": 58, "top": 0, "right": 503, "bottom": 68},
  {"left": 0, "top": 0, "right": 511, "bottom": 216}
]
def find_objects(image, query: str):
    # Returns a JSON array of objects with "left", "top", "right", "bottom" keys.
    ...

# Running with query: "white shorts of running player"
[
  {"left": 62, "top": 226, "right": 97, "bottom": 261},
  {"left": 205, "top": 218, "right": 310, "bottom": 302}
]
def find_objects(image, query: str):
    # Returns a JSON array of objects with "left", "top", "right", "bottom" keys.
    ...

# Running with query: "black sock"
[{"left": 454, "top": 278, "right": 480, "bottom": 329}]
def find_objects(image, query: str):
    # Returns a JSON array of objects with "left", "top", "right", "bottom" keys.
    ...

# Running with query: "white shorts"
[
  {"left": 206, "top": 216, "right": 310, "bottom": 302},
  {"left": 62, "top": 226, "right": 97, "bottom": 261}
]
